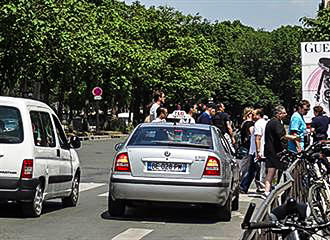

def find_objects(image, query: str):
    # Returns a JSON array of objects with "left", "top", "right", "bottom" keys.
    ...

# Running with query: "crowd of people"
[{"left": 145, "top": 90, "right": 330, "bottom": 197}]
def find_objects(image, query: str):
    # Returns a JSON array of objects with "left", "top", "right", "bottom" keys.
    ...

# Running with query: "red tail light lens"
[
  {"left": 115, "top": 153, "right": 130, "bottom": 172},
  {"left": 21, "top": 159, "right": 33, "bottom": 179},
  {"left": 203, "top": 156, "right": 220, "bottom": 176}
]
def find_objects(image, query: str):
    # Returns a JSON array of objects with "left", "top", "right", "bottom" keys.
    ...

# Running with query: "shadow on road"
[
  {"left": 0, "top": 201, "right": 67, "bottom": 218},
  {"left": 100, "top": 205, "right": 230, "bottom": 224}
]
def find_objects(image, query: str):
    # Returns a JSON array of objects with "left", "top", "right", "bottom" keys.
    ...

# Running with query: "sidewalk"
[{"left": 73, "top": 131, "right": 128, "bottom": 141}]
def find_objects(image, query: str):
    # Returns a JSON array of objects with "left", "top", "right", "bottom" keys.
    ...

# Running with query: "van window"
[
  {"left": 0, "top": 106, "right": 23, "bottom": 143},
  {"left": 40, "top": 112, "right": 56, "bottom": 147},
  {"left": 52, "top": 115, "right": 69, "bottom": 149}
]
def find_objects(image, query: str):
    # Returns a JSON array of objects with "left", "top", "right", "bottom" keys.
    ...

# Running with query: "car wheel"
[
  {"left": 22, "top": 183, "right": 44, "bottom": 217},
  {"left": 62, "top": 174, "right": 80, "bottom": 207},
  {"left": 217, "top": 193, "right": 232, "bottom": 221},
  {"left": 108, "top": 196, "right": 126, "bottom": 217},
  {"left": 232, "top": 188, "right": 239, "bottom": 211}
]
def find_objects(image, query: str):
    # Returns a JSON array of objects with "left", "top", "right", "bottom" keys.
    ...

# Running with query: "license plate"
[{"left": 147, "top": 162, "right": 187, "bottom": 172}]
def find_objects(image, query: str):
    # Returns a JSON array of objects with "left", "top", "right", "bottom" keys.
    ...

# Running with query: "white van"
[{"left": 0, "top": 97, "right": 81, "bottom": 217}]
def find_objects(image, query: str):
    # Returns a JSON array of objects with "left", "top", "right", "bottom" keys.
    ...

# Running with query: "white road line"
[
  {"left": 79, "top": 183, "right": 106, "bottom": 192},
  {"left": 232, "top": 211, "right": 244, "bottom": 219},
  {"left": 111, "top": 228, "right": 153, "bottom": 240},
  {"left": 98, "top": 192, "right": 108, "bottom": 197}
]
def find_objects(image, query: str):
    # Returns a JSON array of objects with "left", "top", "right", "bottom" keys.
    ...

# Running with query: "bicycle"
[
  {"left": 241, "top": 198, "right": 330, "bottom": 240},
  {"left": 277, "top": 141, "right": 330, "bottom": 228}
]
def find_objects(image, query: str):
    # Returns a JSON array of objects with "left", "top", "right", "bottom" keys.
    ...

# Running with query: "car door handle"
[{"left": 57, "top": 149, "right": 60, "bottom": 157}]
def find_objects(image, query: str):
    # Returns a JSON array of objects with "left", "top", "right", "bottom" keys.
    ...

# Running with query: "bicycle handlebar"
[
  {"left": 246, "top": 220, "right": 330, "bottom": 231},
  {"left": 248, "top": 221, "right": 278, "bottom": 229}
]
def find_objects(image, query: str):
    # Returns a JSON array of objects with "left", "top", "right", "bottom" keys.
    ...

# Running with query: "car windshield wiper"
[{"left": 153, "top": 141, "right": 211, "bottom": 149}]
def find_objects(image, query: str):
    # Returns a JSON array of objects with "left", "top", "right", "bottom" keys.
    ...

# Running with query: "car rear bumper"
[
  {"left": 0, "top": 177, "right": 40, "bottom": 201},
  {"left": 110, "top": 176, "right": 231, "bottom": 206}
]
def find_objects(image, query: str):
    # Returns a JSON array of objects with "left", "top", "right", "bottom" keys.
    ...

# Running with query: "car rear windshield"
[
  {"left": 0, "top": 106, "right": 24, "bottom": 144},
  {"left": 128, "top": 126, "right": 213, "bottom": 149}
]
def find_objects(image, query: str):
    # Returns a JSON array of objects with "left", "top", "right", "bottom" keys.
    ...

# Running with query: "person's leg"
[
  {"left": 264, "top": 167, "right": 276, "bottom": 194},
  {"left": 255, "top": 160, "right": 266, "bottom": 192},
  {"left": 240, "top": 154, "right": 257, "bottom": 193}
]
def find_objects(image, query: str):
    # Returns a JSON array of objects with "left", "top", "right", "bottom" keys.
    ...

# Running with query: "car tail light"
[
  {"left": 203, "top": 156, "right": 220, "bottom": 176},
  {"left": 21, "top": 159, "right": 33, "bottom": 179},
  {"left": 114, "top": 153, "right": 130, "bottom": 172}
]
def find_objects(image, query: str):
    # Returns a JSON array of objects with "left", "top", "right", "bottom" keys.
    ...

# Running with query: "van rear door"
[{"left": 0, "top": 105, "right": 25, "bottom": 183}]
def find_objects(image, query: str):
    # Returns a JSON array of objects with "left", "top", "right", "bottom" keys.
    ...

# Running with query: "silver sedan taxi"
[{"left": 108, "top": 122, "right": 240, "bottom": 221}]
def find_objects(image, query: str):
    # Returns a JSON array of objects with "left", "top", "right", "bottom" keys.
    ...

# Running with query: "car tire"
[
  {"left": 108, "top": 196, "right": 125, "bottom": 217},
  {"left": 62, "top": 174, "right": 80, "bottom": 207},
  {"left": 232, "top": 188, "right": 239, "bottom": 211},
  {"left": 21, "top": 183, "right": 44, "bottom": 218},
  {"left": 217, "top": 193, "right": 232, "bottom": 221}
]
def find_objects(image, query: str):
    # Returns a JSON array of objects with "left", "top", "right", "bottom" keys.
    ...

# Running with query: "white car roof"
[{"left": 0, "top": 96, "right": 54, "bottom": 113}]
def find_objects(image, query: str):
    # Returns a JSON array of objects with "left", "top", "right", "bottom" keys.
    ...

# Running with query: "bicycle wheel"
[{"left": 308, "top": 183, "right": 330, "bottom": 226}]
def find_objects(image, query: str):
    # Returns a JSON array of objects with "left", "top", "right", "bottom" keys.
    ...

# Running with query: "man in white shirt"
[
  {"left": 149, "top": 91, "right": 165, "bottom": 122},
  {"left": 240, "top": 109, "right": 267, "bottom": 193}
]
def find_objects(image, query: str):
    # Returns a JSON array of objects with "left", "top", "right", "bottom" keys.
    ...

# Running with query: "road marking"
[
  {"left": 232, "top": 211, "right": 244, "bottom": 219},
  {"left": 98, "top": 192, "right": 108, "bottom": 197},
  {"left": 79, "top": 183, "right": 105, "bottom": 192},
  {"left": 111, "top": 228, "right": 153, "bottom": 240},
  {"left": 141, "top": 221, "right": 166, "bottom": 224}
]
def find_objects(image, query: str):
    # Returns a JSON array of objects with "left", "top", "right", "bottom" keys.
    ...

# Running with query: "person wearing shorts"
[{"left": 264, "top": 105, "right": 297, "bottom": 196}]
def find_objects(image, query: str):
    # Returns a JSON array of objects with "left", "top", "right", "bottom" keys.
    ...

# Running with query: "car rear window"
[
  {"left": 0, "top": 106, "right": 23, "bottom": 144},
  {"left": 128, "top": 126, "right": 213, "bottom": 149}
]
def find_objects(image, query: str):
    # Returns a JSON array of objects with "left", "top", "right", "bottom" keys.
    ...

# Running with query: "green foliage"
[
  {"left": 301, "top": 8, "right": 330, "bottom": 41},
  {"left": 0, "top": 0, "right": 313, "bottom": 123}
]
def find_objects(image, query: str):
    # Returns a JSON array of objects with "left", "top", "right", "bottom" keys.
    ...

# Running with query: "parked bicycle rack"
[{"left": 240, "top": 160, "right": 307, "bottom": 240}]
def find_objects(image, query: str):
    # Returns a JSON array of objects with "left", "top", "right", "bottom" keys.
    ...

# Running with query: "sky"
[{"left": 123, "top": 0, "right": 320, "bottom": 31}]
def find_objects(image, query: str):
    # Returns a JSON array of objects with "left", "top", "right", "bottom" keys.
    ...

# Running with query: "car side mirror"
[
  {"left": 115, "top": 143, "right": 124, "bottom": 151},
  {"left": 69, "top": 136, "right": 81, "bottom": 149}
]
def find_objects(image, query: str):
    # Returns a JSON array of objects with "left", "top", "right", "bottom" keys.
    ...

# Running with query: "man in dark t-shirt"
[
  {"left": 311, "top": 105, "right": 330, "bottom": 142},
  {"left": 213, "top": 103, "right": 235, "bottom": 145},
  {"left": 264, "top": 105, "right": 288, "bottom": 196}
]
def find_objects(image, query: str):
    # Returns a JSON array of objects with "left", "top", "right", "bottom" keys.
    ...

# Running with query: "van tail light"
[
  {"left": 114, "top": 153, "right": 131, "bottom": 172},
  {"left": 203, "top": 156, "right": 220, "bottom": 176},
  {"left": 21, "top": 159, "right": 33, "bottom": 179}
]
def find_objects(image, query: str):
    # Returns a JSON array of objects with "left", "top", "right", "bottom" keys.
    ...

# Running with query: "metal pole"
[{"left": 96, "top": 99, "right": 100, "bottom": 134}]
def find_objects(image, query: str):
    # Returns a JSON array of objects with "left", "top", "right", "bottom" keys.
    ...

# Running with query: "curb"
[{"left": 78, "top": 134, "right": 128, "bottom": 141}]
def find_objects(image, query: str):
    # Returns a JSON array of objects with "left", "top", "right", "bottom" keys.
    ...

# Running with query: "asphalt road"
[{"left": 0, "top": 139, "right": 262, "bottom": 240}]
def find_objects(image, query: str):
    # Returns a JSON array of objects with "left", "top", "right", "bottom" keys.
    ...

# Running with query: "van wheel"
[
  {"left": 22, "top": 183, "right": 44, "bottom": 217},
  {"left": 108, "top": 197, "right": 125, "bottom": 217},
  {"left": 62, "top": 175, "right": 80, "bottom": 207},
  {"left": 216, "top": 193, "right": 232, "bottom": 222}
]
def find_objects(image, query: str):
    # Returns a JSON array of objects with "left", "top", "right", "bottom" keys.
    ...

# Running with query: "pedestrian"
[
  {"left": 180, "top": 106, "right": 196, "bottom": 124},
  {"left": 213, "top": 103, "right": 235, "bottom": 144},
  {"left": 212, "top": 103, "right": 236, "bottom": 153},
  {"left": 149, "top": 91, "right": 166, "bottom": 122},
  {"left": 237, "top": 107, "right": 254, "bottom": 177},
  {"left": 152, "top": 107, "right": 168, "bottom": 123},
  {"left": 288, "top": 100, "right": 310, "bottom": 153},
  {"left": 264, "top": 105, "right": 297, "bottom": 196},
  {"left": 311, "top": 105, "right": 330, "bottom": 142},
  {"left": 240, "top": 107, "right": 254, "bottom": 150},
  {"left": 196, "top": 103, "right": 215, "bottom": 124},
  {"left": 239, "top": 109, "right": 267, "bottom": 194}
]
